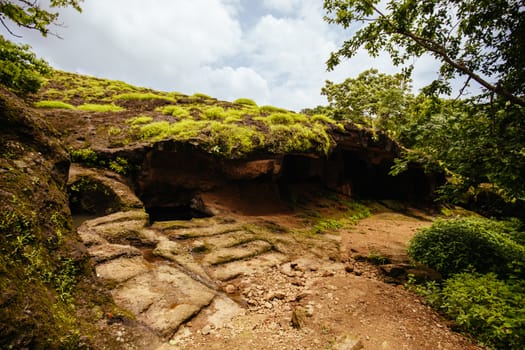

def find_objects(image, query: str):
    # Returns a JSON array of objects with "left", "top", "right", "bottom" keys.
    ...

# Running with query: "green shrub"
[
  {"left": 234, "top": 98, "right": 258, "bottom": 107},
  {"left": 77, "top": 103, "right": 125, "bottom": 112},
  {"left": 192, "top": 92, "right": 212, "bottom": 99},
  {"left": 441, "top": 273, "right": 525, "bottom": 349},
  {"left": 267, "top": 123, "right": 333, "bottom": 155},
  {"left": 107, "top": 126, "right": 122, "bottom": 136},
  {"left": 166, "top": 119, "right": 205, "bottom": 139},
  {"left": 139, "top": 121, "right": 171, "bottom": 139},
  {"left": 259, "top": 105, "right": 289, "bottom": 114},
  {"left": 310, "top": 114, "right": 346, "bottom": 131},
  {"left": 69, "top": 148, "right": 98, "bottom": 166},
  {"left": 34, "top": 100, "right": 75, "bottom": 109},
  {"left": 156, "top": 105, "right": 191, "bottom": 118},
  {"left": 311, "top": 218, "right": 343, "bottom": 234},
  {"left": 108, "top": 157, "right": 130, "bottom": 175},
  {"left": 126, "top": 115, "right": 154, "bottom": 126},
  {"left": 268, "top": 112, "right": 302, "bottom": 125},
  {"left": 0, "top": 35, "right": 51, "bottom": 94},
  {"left": 113, "top": 92, "right": 176, "bottom": 102},
  {"left": 206, "top": 121, "right": 260, "bottom": 157},
  {"left": 408, "top": 217, "right": 525, "bottom": 278},
  {"left": 202, "top": 106, "right": 227, "bottom": 120}
]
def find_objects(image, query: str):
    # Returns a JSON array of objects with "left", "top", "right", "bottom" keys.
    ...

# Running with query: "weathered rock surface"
[
  {"left": 0, "top": 88, "right": 113, "bottom": 348},
  {"left": 69, "top": 164, "right": 143, "bottom": 215}
]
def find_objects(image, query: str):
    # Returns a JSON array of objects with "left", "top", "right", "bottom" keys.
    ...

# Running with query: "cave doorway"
[
  {"left": 139, "top": 187, "right": 214, "bottom": 224},
  {"left": 145, "top": 202, "right": 213, "bottom": 223}
]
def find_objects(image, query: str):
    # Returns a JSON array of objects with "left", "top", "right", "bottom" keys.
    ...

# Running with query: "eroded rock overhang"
[{"left": 123, "top": 134, "right": 441, "bottom": 220}]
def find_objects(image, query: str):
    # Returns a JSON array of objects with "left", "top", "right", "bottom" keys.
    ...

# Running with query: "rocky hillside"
[
  {"left": 0, "top": 87, "right": 126, "bottom": 348},
  {"left": 33, "top": 71, "right": 440, "bottom": 220},
  {"left": 0, "top": 70, "right": 466, "bottom": 349}
]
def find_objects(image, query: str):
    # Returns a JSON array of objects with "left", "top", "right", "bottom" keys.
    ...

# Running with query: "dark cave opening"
[
  {"left": 68, "top": 177, "right": 121, "bottom": 216},
  {"left": 278, "top": 151, "right": 437, "bottom": 202},
  {"left": 145, "top": 205, "right": 213, "bottom": 223},
  {"left": 139, "top": 187, "right": 214, "bottom": 223}
]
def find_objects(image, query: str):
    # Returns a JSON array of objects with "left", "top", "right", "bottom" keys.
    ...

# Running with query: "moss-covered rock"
[{"left": 0, "top": 87, "right": 115, "bottom": 348}]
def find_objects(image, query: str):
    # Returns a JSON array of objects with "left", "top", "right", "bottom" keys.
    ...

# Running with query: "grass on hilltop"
[{"left": 35, "top": 70, "right": 344, "bottom": 158}]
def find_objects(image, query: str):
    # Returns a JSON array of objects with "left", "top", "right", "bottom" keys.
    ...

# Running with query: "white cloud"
[
  {"left": 262, "top": 0, "right": 301, "bottom": 13},
  {"left": 183, "top": 66, "right": 270, "bottom": 104},
  {"left": 0, "top": 0, "right": 447, "bottom": 110},
  {"left": 239, "top": 1, "right": 343, "bottom": 109}
]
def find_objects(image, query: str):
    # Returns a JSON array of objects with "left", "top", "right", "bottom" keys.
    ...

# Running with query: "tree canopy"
[
  {"left": 0, "top": 0, "right": 82, "bottom": 37},
  {"left": 0, "top": 0, "right": 82, "bottom": 94},
  {"left": 322, "top": 68, "right": 413, "bottom": 135},
  {"left": 0, "top": 34, "right": 50, "bottom": 93},
  {"left": 323, "top": 0, "right": 525, "bottom": 106},
  {"left": 323, "top": 0, "right": 525, "bottom": 203}
]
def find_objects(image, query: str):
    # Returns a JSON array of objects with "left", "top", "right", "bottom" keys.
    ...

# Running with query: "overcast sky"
[{"left": 3, "top": 0, "right": 440, "bottom": 111}]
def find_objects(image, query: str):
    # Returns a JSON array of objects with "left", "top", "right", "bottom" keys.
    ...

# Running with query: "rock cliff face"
[
  {"left": 127, "top": 137, "right": 438, "bottom": 221},
  {"left": 0, "top": 71, "right": 445, "bottom": 348},
  {"left": 0, "top": 88, "right": 121, "bottom": 349}
]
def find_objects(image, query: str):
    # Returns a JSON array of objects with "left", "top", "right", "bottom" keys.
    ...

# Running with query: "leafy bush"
[
  {"left": 441, "top": 273, "right": 524, "bottom": 349},
  {"left": 408, "top": 217, "right": 525, "bottom": 278},
  {"left": 192, "top": 92, "right": 212, "bottom": 99},
  {"left": 267, "top": 123, "right": 333, "bottom": 155},
  {"left": 113, "top": 92, "right": 176, "bottom": 102},
  {"left": 202, "top": 106, "right": 227, "bottom": 120},
  {"left": 107, "top": 126, "right": 122, "bottom": 136},
  {"left": 108, "top": 157, "right": 131, "bottom": 175},
  {"left": 77, "top": 103, "right": 125, "bottom": 112},
  {"left": 268, "top": 112, "right": 307, "bottom": 125},
  {"left": 259, "top": 105, "right": 289, "bottom": 114},
  {"left": 34, "top": 100, "right": 75, "bottom": 109},
  {"left": 0, "top": 35, "right": 51, "bottom": 94},
  {"left": 69, "top": 148, "right": 98, "bottom": 166},
  {"left": 234, "top": 98, "right": 258, "bottom": 107},
  {"left": 126, "top": 115, "right": 153, "bottom": 126},
  {"left": 139, "top": 121, "right": 171, "bottom": 139},
  {"left": 156, "top": 105, "right": 191, "bottom": 118}
]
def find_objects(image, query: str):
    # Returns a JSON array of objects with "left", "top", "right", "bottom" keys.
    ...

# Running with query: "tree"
[
  {"left": 321, "top": 68, "right": 413, "bottom": 135},
  {"left": 0, "top": 34, "right": 50, "bottom": 93},
  {"left": 323, "top": 0, "right": 525, "bottom": 107},
  {"left": 323, "top": 0, "right": 525, "bottom": 201},
  {"left": 0, "top": 0, "right": 82, "bottom": 37},
  {"left": 0, "top": 0, "right": 82, "bottom": 94}
]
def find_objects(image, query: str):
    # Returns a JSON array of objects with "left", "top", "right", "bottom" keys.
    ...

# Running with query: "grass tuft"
[
  {"left": 34, "top": 100, "right": 75, "bottom": 109},
  {"left": 113, "top": 92, "right": 176, "bottom": 102},
  {"left": 77, "top": 103, "right": 125, "bottom": 112}
]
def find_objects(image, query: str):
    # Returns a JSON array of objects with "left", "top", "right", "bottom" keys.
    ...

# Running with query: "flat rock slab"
[
  {"left": 112, "top": 265, "right": 216, "bottom": 337},
  {"left": 88, "top": 243, "right": 142, "bottom": 263},
  {"left": 82, "top": 210, "right": 149, "bottom": 228},
  {"left": 201, "top": 230, "right": 256, "bottom": 248},
  {"left": 151, "top": 217, "right": 236, "bottom": 231},
  {"left": 165, "top": 223, "right": 243, "bottom": 239},
  {"left": 153, "top": 239, "right": 213, "bottom": 284},
  {"left": 212, "top": 251, "right": 289, "bottom": 281},
  {"left": 202, "top": 240, "right": 272, "bottom": 266},
  {"left": 96, "top": 256, "right": 151, "bottom": 283},
  {"left": 203, "top": 295, "right": 244, "bottom": 329},
  {"left": 79, "top": 210, "right": 159, "bottom": 246}
]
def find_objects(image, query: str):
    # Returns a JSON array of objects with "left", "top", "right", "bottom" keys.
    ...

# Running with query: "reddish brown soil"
[{"left": 167, "top": 207, "right": 482, "bottom": 350}]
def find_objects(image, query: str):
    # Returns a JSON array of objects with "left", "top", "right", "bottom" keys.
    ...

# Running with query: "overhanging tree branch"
[{"left": 367, "top": 1, "right": 525, "bottom": 107}]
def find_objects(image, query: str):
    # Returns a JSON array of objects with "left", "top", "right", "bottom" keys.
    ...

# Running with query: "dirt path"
[
  {"left": 164, "top": 210, "right": 481, "bottom": 350},
  {"left": 78, "top": 188, "right": 483, "bottom": 349}
]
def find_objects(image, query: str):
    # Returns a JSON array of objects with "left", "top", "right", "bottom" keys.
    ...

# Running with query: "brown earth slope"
[
  {"left": 0, "top": 71, "right": 481, "bottom": 349},
  {"left": 76, "top": 177, "right": 482, "bottom": 350}
]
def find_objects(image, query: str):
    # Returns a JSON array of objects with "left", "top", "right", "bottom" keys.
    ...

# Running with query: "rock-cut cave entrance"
[
  {"left": 134, "top": 149, "right": 218, "bottom": 223},
  {"left": 145, "top": 201, "right": 213, "bottom": 223},
  {"left": 140, "top": 188, "right": 214, "bottom": 224}
]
